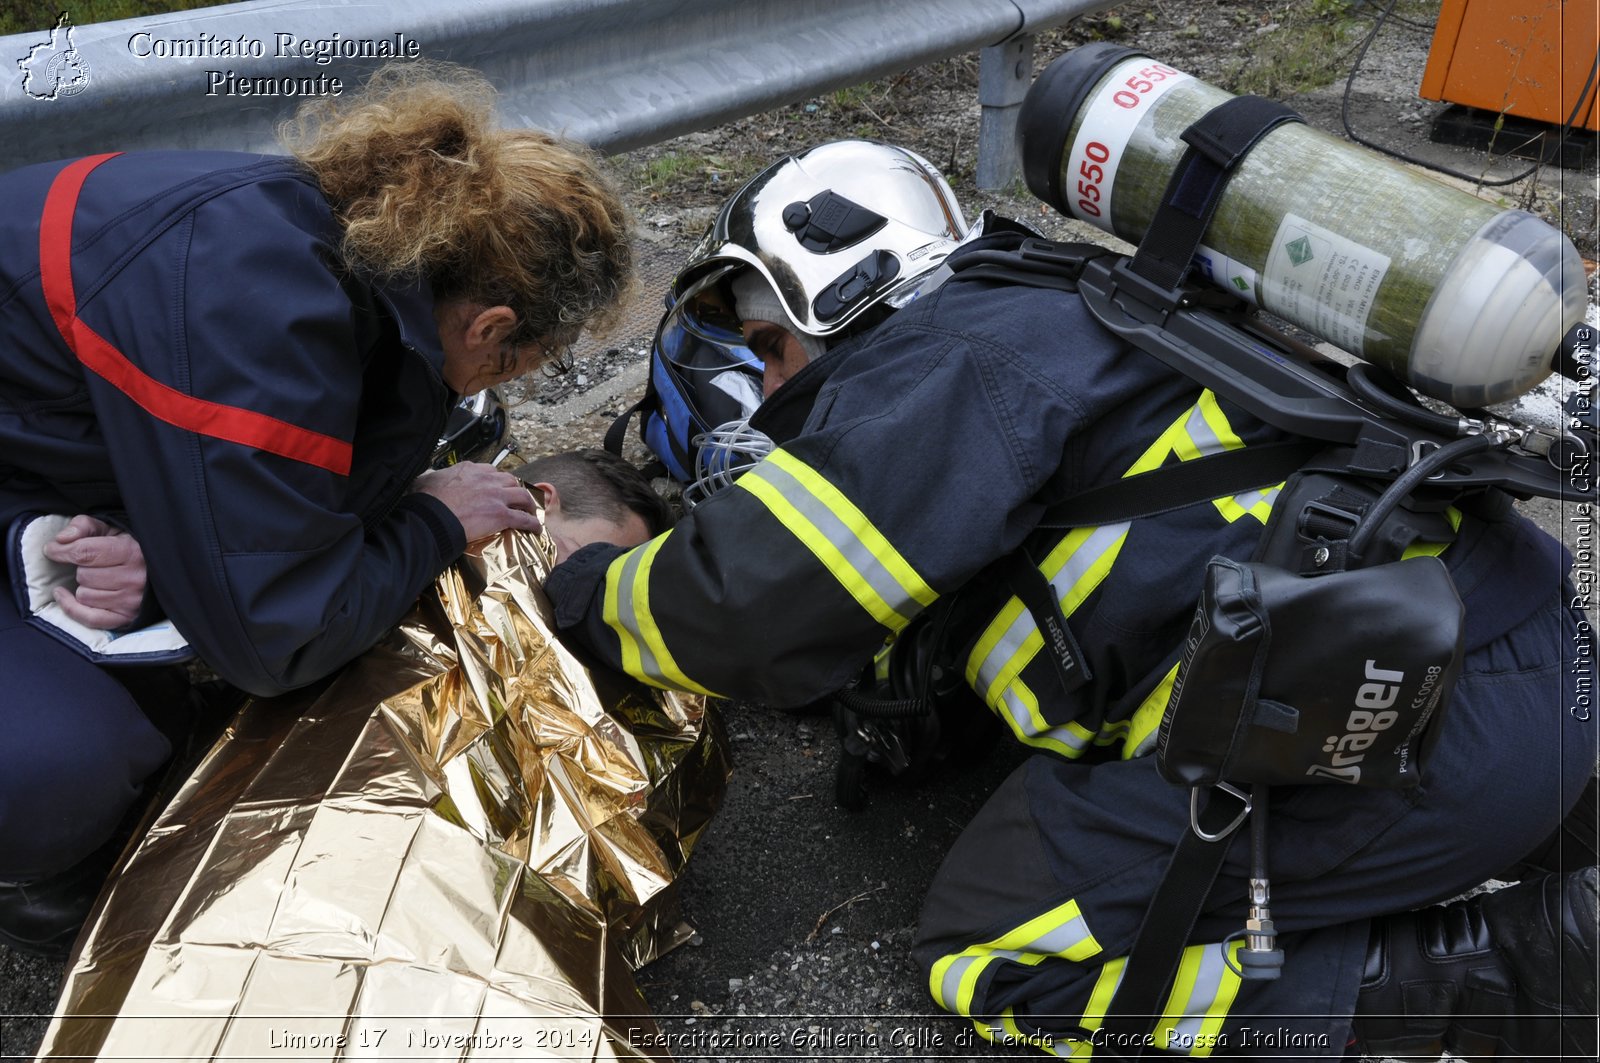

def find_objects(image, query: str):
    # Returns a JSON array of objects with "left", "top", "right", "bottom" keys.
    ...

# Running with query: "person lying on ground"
[{"left": 514, "top": 448, "right": 675, "bottom": 563}]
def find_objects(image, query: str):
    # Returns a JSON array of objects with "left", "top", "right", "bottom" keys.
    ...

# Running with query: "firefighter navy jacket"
[
  {"left": 548, "top": 223, "right": 1567, "bottom": 756},
  {"left": 0, "top": 151, "right": 465, "bottom": 695}
]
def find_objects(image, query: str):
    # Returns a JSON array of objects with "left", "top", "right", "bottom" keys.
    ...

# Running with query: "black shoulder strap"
[
  {"left": 946, "top": 238, "right": 1118, "bottom": 292},
  {"left": 604, "top": 394, "right": 646, "bottom": 457},
  {"left": 1128, "top": 95, "right": 1303, "bottom": 292},
  {"left": 1035, "top": 440, "right": 1324, "bottom": 528}
]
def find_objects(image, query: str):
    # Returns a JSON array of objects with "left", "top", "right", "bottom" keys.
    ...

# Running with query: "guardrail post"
[{"left": 976, "top": 33, "right": 1035, "bottom": 189}]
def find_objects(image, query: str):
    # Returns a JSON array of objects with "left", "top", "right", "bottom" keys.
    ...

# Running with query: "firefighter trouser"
[
  {"left": 0, "top": 575, "right": 174, "bottom": 881},
  {"left": 914, "top": 591, "right": 1596, "bottom": 1057}
]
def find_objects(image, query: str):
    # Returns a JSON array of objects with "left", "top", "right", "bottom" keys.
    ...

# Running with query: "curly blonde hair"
[{"left": 280, "top": 63, "right": 632, "bottom": 356}]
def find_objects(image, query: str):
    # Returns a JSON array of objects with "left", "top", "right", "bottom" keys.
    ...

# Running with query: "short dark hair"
[{"left": 514, "top": 449, "right": 673, "bottom": 537}]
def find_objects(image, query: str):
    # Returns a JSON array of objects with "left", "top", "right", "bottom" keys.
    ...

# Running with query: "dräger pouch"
[{"left": 1157, "top": 553, "right": 1464, "bottom": 790}]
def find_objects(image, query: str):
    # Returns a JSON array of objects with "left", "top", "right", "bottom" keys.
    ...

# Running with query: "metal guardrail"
[{"left": 0, "top": 0, "right": 1114, "bottom": 185}]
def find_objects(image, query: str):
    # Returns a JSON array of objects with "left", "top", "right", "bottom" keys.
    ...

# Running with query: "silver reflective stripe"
[
  {"left": 746, "top": 457, "right": 928, "bottom": 627},
  {"left": 1229, "top": 484, "right": 1278, "bottom": 512},
  {"left": 939, "top": 954, "right": 981, "bottom": 1014},
  {"left": 1184, "top": 401, "right": 1230, "bottom": 456},
  {"left": 1000, "top": 686, "right": 1091, "bottom": 756},
  {"left": 973, "top": 522, "right": 1127, "bottom": 695},
  {"left": 1161, "top": 943, "right": 1239, "bottom": 1051}
]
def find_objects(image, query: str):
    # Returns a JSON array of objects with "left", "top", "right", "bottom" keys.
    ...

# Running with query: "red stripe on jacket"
[{"left": 39, "top": 152, "right": 354, "bottom": 476}]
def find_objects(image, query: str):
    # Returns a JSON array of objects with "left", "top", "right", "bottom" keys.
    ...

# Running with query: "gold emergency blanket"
[{"left": 36, "top": 530, "right": 728, "bottom": 1061}]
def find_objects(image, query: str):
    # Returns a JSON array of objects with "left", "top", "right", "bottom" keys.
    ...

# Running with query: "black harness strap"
[
  {"left": 1035, "top": 440, "right": 1323, "bottom": 528},
  {"left": 996, "top": 439, "right": 1323, "bottom": 698},
  {"left": 1050, "top": 95, "right": 1307, "bottom": 1059},
  {"left": 1089, "top": 786, "right": 1254, "bottom": 1058},
  {"left": 1128, "top": 95, "right": 1303, "bottom": 292}
]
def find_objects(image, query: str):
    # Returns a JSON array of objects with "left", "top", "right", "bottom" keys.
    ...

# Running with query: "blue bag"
[{"left": 607, "top": 296, "right": 763, "bottom": 483}]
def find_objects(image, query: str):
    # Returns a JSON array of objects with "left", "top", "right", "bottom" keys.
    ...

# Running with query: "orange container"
[{"left": 1419, "top": 0, "right": 1599, "bottom": 132}]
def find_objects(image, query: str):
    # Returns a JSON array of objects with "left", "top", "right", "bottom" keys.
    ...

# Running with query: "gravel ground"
[{"left": 3, "top": 1, "right": 1596, "bottom": 1059}]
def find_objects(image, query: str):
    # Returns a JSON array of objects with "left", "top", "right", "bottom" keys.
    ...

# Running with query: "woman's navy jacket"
[{"left": 0, "top": 151, "right": 465, "bottom": 694}]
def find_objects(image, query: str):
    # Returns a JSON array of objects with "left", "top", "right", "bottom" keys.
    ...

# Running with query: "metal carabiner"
[
  {"left": 1409, "top": 439, "right": 1446, "bottom": 480},
  {"left": 1190, "top": 781, "right": 1252, "bottom": 842}
]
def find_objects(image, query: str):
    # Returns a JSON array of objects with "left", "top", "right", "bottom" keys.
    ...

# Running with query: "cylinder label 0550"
[{"left": 1066, "top": 57, "right": 1191, "bottom": 231}]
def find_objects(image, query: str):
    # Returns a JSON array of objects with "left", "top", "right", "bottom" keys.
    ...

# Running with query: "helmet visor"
[{"left": 657, "top": 267, "right": 762, "bottom": 373}]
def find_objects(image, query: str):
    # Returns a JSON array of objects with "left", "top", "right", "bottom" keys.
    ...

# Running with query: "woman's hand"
[
  {"left": 411, "top": 462, "right": 543, "bottom": 542},
  {"left": 42, "top": 515, "right": 148, "bottom": 630}
]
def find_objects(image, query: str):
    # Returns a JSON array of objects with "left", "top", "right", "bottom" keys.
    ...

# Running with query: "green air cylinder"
[{"left": 1018, "top": 43, "right": 1587, "bottom": 408}]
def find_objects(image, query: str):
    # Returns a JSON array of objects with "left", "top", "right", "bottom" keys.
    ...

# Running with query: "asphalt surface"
[{"left": 630, "top": 703, "right": 1030, "bottom": 1062}]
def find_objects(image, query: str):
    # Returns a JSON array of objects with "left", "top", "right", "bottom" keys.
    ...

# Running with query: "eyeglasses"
[{"left": 538, "top": 337, "right": 576, "bottom": 376}]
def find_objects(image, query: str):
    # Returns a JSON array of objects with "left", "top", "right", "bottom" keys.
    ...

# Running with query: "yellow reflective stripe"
[
  {"left": 929, "top": 898, "right": 1102, "bottom": 1016},
  {"left": 1042, "top": 523, "right": 1129, "bottom": 615},
  {"left": 1401, "top": 505, "right": 1463, "bottom": 559},
  {"left": 873, "top": 640, "right": 893, "bottom": 683},
  {"left": 1213, "top": 482, "right": 1282, "bottom": 525},
  {"left": 1128, "top": 388, "right": 1236, "bottom": 473},
  {"left": 1128, "top": 413, "right": 1191, "bottom": 473},
  {"left": 966, "top": 594, "right": 1029, "bottom": 692},
  {"left": 966, "top": 523, "right": 1129, "bottom": 718},
  {"left": 1095, "top": 716, "right": 1132, "bottom": 749},
  {"left": 1123, "top": 662, "right": 1181, "bottom": 759},
  {"left": 1081, "top": 955, "right": 1127, "bottom": 1032},
  {"left": 603, "top": 550, "right": 646, "bottom": 683},
  {"left": 601, "top": 537, "right": 720, "bottom": 696},
  {"left": 1154, "top": 942, "right": 1244, "bottom": 1057},
  {"left": 996, "top": 681, "right": 1094, "bottom": 759},
  {"left": 737, "top": 449, "right": 935, "bottom": 632}
]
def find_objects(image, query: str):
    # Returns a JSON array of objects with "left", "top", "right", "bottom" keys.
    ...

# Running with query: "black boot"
[
  {"left": 0, "top": 833, "right": 128, "bottom": 957},
  {"left": 1352, "top": 867, "right": 1598, "bottom": 1061}
]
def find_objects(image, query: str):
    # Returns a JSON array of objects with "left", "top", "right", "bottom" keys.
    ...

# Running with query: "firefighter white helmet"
[{"left": 671, "top": 140, "right": 969, "bottom": 340}]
